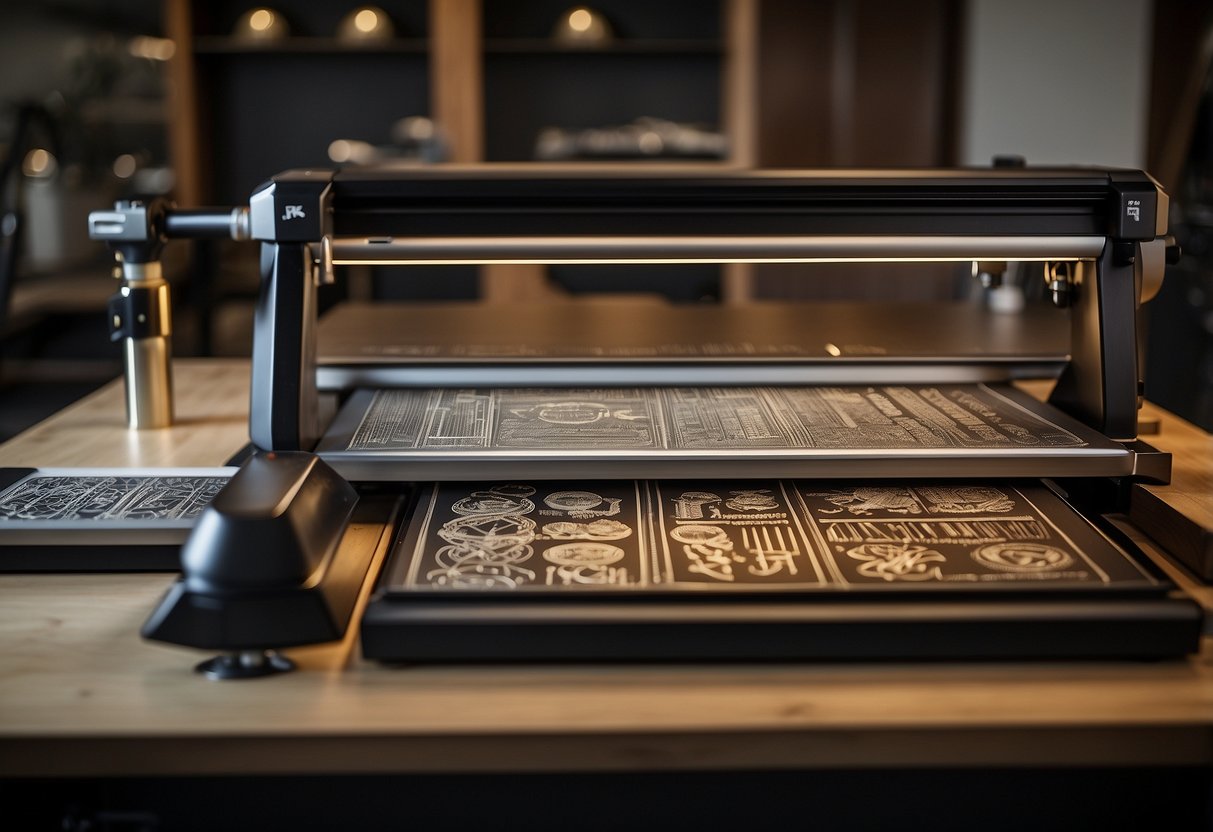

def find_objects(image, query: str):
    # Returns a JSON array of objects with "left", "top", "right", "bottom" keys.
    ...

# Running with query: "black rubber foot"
[{"left": 195, "top": 650, "right": 295, "bottom": 680}]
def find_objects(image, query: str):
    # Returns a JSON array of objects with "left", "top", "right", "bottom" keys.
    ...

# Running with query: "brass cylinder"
[
  {"left": 120, "top": 261, "right": 174, "bottom": 429},
  {"left": 123, "top": 335, "right": 173, "bottom": 428}
]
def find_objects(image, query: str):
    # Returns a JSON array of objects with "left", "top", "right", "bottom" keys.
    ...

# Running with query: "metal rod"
[
  {"left": 330, "top": 235, "right": 1106, "bottom": 265},
  {"left": 163, "top": 207, "right": 250, "bottom": 240}
]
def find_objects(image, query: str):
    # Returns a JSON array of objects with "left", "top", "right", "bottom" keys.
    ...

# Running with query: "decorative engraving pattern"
[
  {"left": 846, "top": 543, "right": 947, "bottom": 582},
  {"left": 398, "top": 482, "right": 645, "bottom": 591},
  {"left": 972, "top": 542, "right": 1074, "bottom": 572},
  {"left": 348, "top": 385, "right": 1088, "bottom": 452},
  {"left": 541, "top": 520, "right": 632, "bottom": 540},
  {"left": 0, "top": 475, "right": 227, "bottom": 523},
  {"left": 387, "top": 481, "right": 1158, "bottom": 593}
]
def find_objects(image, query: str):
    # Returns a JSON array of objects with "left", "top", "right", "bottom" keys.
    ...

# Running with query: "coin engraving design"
[
  {"left": 544, "top": 543, "right": 626, "bottom": 566},
  {"left": 972, "top": 542, "right": 1074, "bottom": 572}
]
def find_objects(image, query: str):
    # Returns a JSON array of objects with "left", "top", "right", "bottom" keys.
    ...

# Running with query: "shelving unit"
[
  {"left": 164, "top": 0, "right": 754, "bottom": 306},
  {"left": 161, "top": 0, "right": 959, "bottom": 308},
  {"left": 166, "top": 0, "right": 748, "bottom": 205},
  {"left": 192, "top": 36, "right": 429, "bottom": 54},
  {"left": 480, "top": 39, "right": 722, "bottom": 54},
  {"left": 478, "top": 0, "right": 726, "bottom": 164},
  {"left": 168, "top": 0, "right": 432, "bottom": 205}
]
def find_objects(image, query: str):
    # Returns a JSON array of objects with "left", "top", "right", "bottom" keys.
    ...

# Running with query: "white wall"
[{"left": 961, "top": 0, "right": 1152, "bottom": 168}]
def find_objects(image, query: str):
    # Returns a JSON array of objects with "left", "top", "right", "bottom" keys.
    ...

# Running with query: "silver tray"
[{"left": 317, "top": 384, "right": 1131, "bottom": 481}]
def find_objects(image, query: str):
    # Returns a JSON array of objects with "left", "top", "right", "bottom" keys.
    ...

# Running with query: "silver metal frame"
[
  {"left": 315, "top": 385, "right": 1132, "bottom": 482},
  {"left": 316, "top": 361, "right": 1068, "bottom": 391},
  {"left": 330, "top": 235, "right": 1107, "bottom": 265}
]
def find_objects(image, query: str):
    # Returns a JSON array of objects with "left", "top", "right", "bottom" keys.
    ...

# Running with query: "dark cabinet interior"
[{"left": 183, "top": 0, "right": 430, "bottom": 204}]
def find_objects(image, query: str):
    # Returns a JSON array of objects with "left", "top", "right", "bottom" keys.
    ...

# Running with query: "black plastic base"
[
  {"left": 0, "top": 545, "right": 182, "bottom": 573},
  {"left": 141, "top": 454, "right": 371, "bottom": 653},
  {"left": 362, "top": 593, "right": 1203, "bottom": 663},
  {"left": 195, "top": 650, "right": 295, "bottom": 680}
]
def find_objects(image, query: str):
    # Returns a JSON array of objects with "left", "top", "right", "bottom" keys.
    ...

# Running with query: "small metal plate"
[{"left": 0, "top": 468, "right": 235, "bottom": 571}]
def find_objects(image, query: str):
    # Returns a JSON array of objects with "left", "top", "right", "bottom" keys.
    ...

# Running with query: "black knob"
[
  {"left": 992, "top": 155, "right": 1027, "bottom": 168},
  {"left": 1165, "top": 236, "right": 1182, "bottom": 265}
]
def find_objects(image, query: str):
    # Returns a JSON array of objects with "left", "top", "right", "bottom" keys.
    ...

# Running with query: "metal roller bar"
[
  {"left": 163, "top": 207, "right": 251, "bottom": 241},
  {"left": 329, "top": 235, "right": 1106, "bottom": 265}
]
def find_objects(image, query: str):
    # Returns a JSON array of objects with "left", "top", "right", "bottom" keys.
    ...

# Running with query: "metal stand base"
[{"left": 195, "top": 649, "right": 294, "bottom": 680}]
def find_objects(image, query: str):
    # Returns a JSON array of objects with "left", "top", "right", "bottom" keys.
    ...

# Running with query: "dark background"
[{"left": 2, "top": 0, "right": 1209, "bottom": 439}]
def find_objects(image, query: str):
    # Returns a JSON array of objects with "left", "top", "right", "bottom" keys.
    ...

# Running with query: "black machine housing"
[
  {"left": 146, "top": 166, "right": 1204, "bottom": 664},
  {"left": 244, "top": 166, "right": 1170, "bottom": 453}
]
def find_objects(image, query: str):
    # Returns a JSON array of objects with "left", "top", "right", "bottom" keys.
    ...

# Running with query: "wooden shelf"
[
  {"left": 193, "top": 36, "right": 428, "bottom": 55},
  {"left": 482, "top": 38, "right": 722, "bottom": 55},
  {"left": 169, "top": 0, "right": 746, "bottom": 302},
  {"left": 450, "top": 159, "right": 734, "bottom": 169}
]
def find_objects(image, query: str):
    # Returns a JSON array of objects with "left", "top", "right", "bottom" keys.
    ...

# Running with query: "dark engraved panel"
[
  {"left": 651, "top": 480, "right": 828, "bottom": 586},
  {"left": 347, "top": 384, "right": 1087, "bottom": 453},
  {"left": 388, "top": 481, "right": 649, "bottom": 591},
  {"left": 0, "top": 475, "right": 228, "bottom": 524},
  {"left": 793, "top": 482, "right": 1156, "bottom": 587},
  {"left": 383, "top": 480, "right": 1160, "bottom": 595}
]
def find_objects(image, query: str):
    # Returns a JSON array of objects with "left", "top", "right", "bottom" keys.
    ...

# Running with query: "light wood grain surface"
[
  {"left": 1139, "top": 397, "right": 1212, "bottom": 526},
  {"left": 1013, "top": 382, "right": 1213, "bottom": 579},
  {"left": 0, "top": 359, "right": 251, "bottom": 469},
  {"left": 1135, "top": 400, "right": 1213, "bottom": 564},
  {"left": 2, "top": 360, "right": 1212, "bottom": 777}
]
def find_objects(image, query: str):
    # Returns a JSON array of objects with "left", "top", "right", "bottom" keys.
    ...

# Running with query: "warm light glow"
[
  {"left": 112, "top": 154, "right": 137, "bottom": 179},
  {"left": 145, "top": 168, "right": 175, "bottom": 193},
  {"left": 637, "top": 131, "right": 664, "bottom": 155},
  {"left": 568, "top": 8, "right": 592, "bottom": 32},
  {"left": 249, "top": 9, "right": 274, "bottom": 31},
  {"left": 129, "top": 36, "right": 176, "bottom": 61},
  {"left": 354, "top": 8, "right": 379, "bottom": 32},
  {"left": 22, "top": 148, "right": 54, "bottom": 177},
  {"left": 328, "top": 140, "right": 353, "bottom": 163},
  {"left": 824, "top": 343, "right": 842, "bottom": 357}
]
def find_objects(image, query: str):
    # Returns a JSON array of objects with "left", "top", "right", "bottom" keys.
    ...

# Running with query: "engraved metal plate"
[
  {"left": 0, "top": 468, "right": 235, "bottom": 546},
  {"left": 317, "top": 384, "right": 1131, "bottom": 480},
  {"left": 382, "top": 480, "right": 1161, "bottom": 595}
]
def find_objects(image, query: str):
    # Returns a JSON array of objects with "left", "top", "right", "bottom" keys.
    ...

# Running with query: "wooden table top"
[{"left": 2, "top": 359, "right": 1212, "bottom": 777}]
